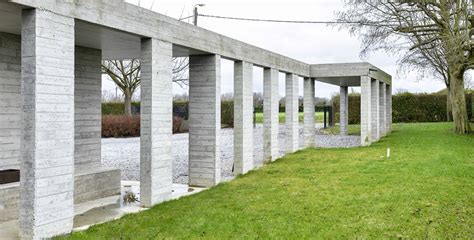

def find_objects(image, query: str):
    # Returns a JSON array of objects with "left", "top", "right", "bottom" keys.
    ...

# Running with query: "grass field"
[
  {"left": 322, "top": 124, "right": 361, "bottom": 135},
  {"left": 59, "top": 122, "right": 473, "bottom": 239},
  {"left": 254, "top": 112, "right": 324, "bottom": 123}
]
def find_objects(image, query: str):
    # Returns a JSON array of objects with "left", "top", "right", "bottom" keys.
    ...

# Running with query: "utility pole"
[{"left": 193, "top": 4, "right": 205, "bottom": 26}]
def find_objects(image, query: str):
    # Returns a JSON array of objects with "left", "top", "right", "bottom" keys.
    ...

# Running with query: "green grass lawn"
[
  {"left": 322, "top": 124, "right": 361, "bottom": 135},
  {"left": 60, "top": 122, "right": 473, "bottom": 239},
  {"left": 255, "top": 112, "right": 324, "bottom": 123}
]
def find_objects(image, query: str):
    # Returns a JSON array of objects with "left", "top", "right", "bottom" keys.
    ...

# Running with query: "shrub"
[
  {"left": 102, "top": 115, "right": 140, "bottom": 138},
  {"left": 392, "top": 93, "right": 447, "bottom": 122},
  {"left": 331, "top": 93, "right": 473, "bottom": 124},
  {"left": 102, "top": 102, "right": 140, "bottom": 115}
]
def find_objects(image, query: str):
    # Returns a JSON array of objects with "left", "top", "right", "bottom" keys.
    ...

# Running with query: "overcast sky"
[{"left": 103, "top": 0, "right": 454, "bottom": 100}]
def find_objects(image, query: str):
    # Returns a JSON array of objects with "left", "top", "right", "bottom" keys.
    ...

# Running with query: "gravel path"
[{"left": 101, "top": 124, "right": 360, "bottom": 183}]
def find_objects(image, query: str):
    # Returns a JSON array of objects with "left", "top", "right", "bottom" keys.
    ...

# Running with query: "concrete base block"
[{"left": 0, "top": 167, "right": 121, "bottom": 224}]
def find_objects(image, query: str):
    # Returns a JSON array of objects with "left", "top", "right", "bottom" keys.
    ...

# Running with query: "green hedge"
[
  {"left": 332, "top": 94, "right": 361, "bottom": 124},
  {"left": 102, "top": 102, "right": 140, "bottom": 115},
  {"left": 332, "top": 93, "right": 473, "bottom": 124},
  {"left": 103, "top": 101, "right": 236, "bottom": 127},
  {"left": 392, "top": 93, "right": 447, "bottom": 122}
]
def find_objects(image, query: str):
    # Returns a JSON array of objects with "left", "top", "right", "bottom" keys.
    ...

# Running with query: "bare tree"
[
  {"left": 336, "top": 1, "right": 473, "bottom": 133},
  {"left": 102, "top": 57, "right": 189, "bottom": 116},
  {"left": 102, "top": 1, "right": 190, "bottom": 116}
]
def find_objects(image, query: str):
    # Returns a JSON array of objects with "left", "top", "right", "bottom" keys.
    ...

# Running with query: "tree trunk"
[
  {"left": 450, "top": 70, "right": 471, "bottom": 134},
  {"left": 124, "top": 91, "right": 132, "bottom": 116},
  {"left": 446, "top": 85, "right": 453, "bottom": 121}
]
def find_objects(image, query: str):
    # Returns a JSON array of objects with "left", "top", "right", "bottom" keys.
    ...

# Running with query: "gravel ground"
[{"left": 102, "top": 124, "right": 360, "bottom": 183}]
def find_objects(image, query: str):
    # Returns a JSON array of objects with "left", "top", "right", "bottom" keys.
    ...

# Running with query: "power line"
[{"left": 198, "top": 14, "right": 364, "bottom": 24}]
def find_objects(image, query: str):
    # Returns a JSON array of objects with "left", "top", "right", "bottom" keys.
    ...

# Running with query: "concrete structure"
[
  {"left": 0, "top": 1, "right": 392, "bottom": 238},
  {"left": 139, "top": 38, "right": 173, "bottom": 207},
  {"left": 263, "top": 68, "right": 279, "bottom": 162},
  {"left": 311, "top": 63, "right": 392, "bottom": 146},
  {"left": 285, "top": 73, "right": 299, "bottom": 153},
  {"left": 339, "top": 86, "right": 349, "bottom": 136},
  {"left": 188, "top": 55, "right": 221, "bottom": 187},
  {"left": 303, "top": 78, "right": 316, "bottom": 147},
  {"left": 234, "top": 61, "right": 254, "bottom": 174}
]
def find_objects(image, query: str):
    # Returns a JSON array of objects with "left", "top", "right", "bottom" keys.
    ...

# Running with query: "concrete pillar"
[
  {"left": 0, "top": 33, "right": 21, "bottom": 171},
  {"left": 379, "top": 82, "right": 386, "bottom": 137},
  {"left": 263, "top": 68, "right": 279, "bottom": 162},
  {"left": 386, "top": 84, "right": 392, "bottom": 133},
  {"left": 140, "top": 38, "right": 173, "bottom": 207},
  {"left": 20, "top": 9, "right": 75, "bottom": 239},
  {"left": 189, "top": 54, "right": 221, "bottom": 187},
  {"left": 233, "top": 61, "right": 253, "bottom": 174},
  {"left": 371, "top": 79, "right": 380, "bottom": 142},
  {"left": 339, "top": 86, "right": 349, "bottom": 136},
  {"left": 285, "top": 73, "right": 299, "bottom": 153},
  {"left": 360, "top": 76, "right": 372, "bottom": 146},
  {"left": 303, "top": 77, "right": 315, "bottom": 147},
  {"left": 74, "top": 46, "right": 102, "bottom": 169}
]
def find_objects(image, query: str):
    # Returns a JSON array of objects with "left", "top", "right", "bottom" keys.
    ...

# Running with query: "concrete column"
[
  {"left": 189, "top": 54, "right": 221, "bottom": 187},
  {"left": 386, "top": 84, "right": 392, "bottom": 133},
  {"left": 379, "top": 82, "right": 386, "bottom": 137},
  {"left": 263, "top": 68, "right": 279, "bottom": 162},
  {"left": 74, "top": 46, "right": 102, "bottom": 169},
  {"left": 360, "top": 76, "right": 372, "bottom": 146},
  {"left": 20, "top": 9, "right": 75, "bottom": 239},
  {"left": 285, "top": 73, "right": 299, "bottom": 153},
  {"left": 0, "top": 33, "right": 21, "bottom": 171},
  {"left": 140, "top": 38, "right": 173, "bottom": 207},
  {"left": 303, "top": 77, "right": 315, "bottom": 147},
  {"left": 371, "top": 79, "right": 380, "bottom": 142},
  {"left": 233, "top": 61, "right": 253, "bottom": 174},
  {"left": 339, "top": 86, "right": 349, "bottom": 136}
]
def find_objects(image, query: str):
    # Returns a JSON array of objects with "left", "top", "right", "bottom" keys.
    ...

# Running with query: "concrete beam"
[
  {"left": 263, "top": 68, "right": 279, "bottom": 162},
  {"left": 20, "top": 8, "right": 75, "bottom": 239},
  {"left": 9, "top": 0, "right": 309, "bottom": 76},
  {"left": 140, "top": 38, "right": 173, "bottom": 207},
  {"left": 233, "top": 61, "right": 253, "bottom": 174},
  {"left": 340, "top": 86, "right": 349, "bottom": 136},
  {"left": 360, "top": 76, "right": 371, "bottom": 146},
  {"left": 310, "top": 62, "right": 392, "bottom": 86},
  {"left": 371, "top": 79, "right": 380, "bottom": 142},
  {"left": 303, "top": 77, "right": 315, "bottom": 147},
  {"left": 189, "top": 54, "right": 221, "bottom": 187},
  {"left": 285, "top": 73, "right": 299, "bottom": 153}
]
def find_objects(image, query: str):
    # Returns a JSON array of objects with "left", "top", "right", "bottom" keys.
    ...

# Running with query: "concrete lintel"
[
  {"left": 310, "top": 62, "right": 392, "bottom": 86},
  {"left": 7, "top": 0, "right": 309, "bottom": 76}
]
